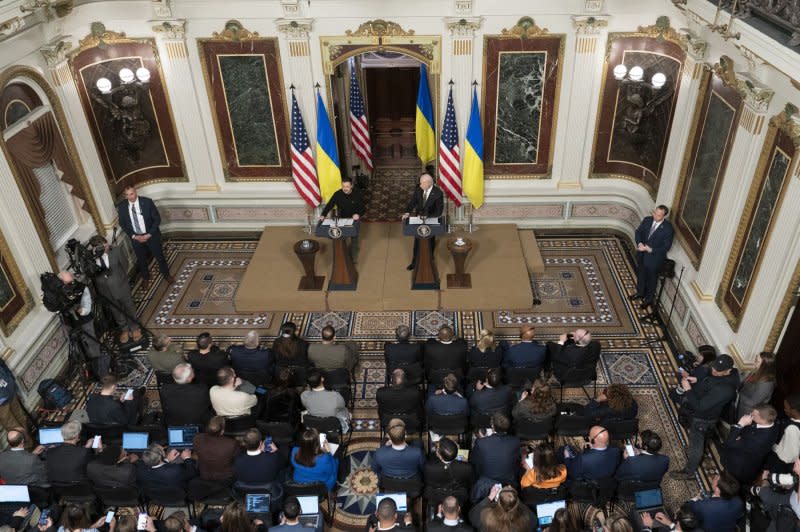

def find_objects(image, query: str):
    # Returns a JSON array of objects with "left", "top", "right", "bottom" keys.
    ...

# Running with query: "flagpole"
[
  {"left": 311, "top": 82, "right": 325, "bottom": 226},
  {"left": 292, "top": 83, "right": 315, "bottom": 235}
]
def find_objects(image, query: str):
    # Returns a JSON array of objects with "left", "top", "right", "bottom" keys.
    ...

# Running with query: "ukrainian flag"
[
  {"left": 463, "top": 86, "right": 484, "bottom": 209},
  {"left": 415, "top": 63, "right": 436, "bottom": 164},
  {"left": 315, "top": 91, "right": 342, "bottom": 202}
]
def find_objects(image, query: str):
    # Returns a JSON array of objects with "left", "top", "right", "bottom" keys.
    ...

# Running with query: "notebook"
[
  {"left": 38, "top": 427, "right": 63, "bottom": 446},
  {"left": 376, "top": 492, "right": 408, "bottom": 512},
  {"left": 635, "top": 488, "right": 665, "bottom": 515},
  {"left": 167, "top": 426, "right": 199, "bottom": 448},
  {"left": 297, "top": 495, "right": 319, "bottom": 527},
  {"left": 536, "top": 500, "right": 566, "bottom": 526},
  {"left": 122, "top": 432, "right": 149, "bottom": 452}
]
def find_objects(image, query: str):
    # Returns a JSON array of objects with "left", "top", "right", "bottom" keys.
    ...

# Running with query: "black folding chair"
[
  {"left": 81, "top": 423, "right": 126, "bottom": 446},
  {"left": 237, "top": 368, "right": 272, "bottom": 387},
  {"left": 616, "top": 479, "right": 661, "bottom": 502},
  {"left": 603, "top": 418, "right": 639, "bottom": 442},
  {"left": 379, "top": 475, "right": 423, "bottom": 499},
  {"left": 143, "top": 485, "right": 190, "bottom": 516},
  {"left": 323, "top": 368, "right": 354, "bottom": 407},
  {"left": 51, "top": 481, "right": 96, "bottom": 506},
  {"left": 556, "top": 365, "right": 598, "bottom": 402},
  {"left": 554, "top": 414, "right": 595, "bottom": 438},
  {"left": 521, "top": 484, "right": 568, "bottom": 507},
  {"left": 505, "top": 367, "right": 543, "bottom": 390},
  {"left": 514, "top": 416, "right": 555, "bottom": 441},
  {"left": 224, "top": 414, "right": 257, "bottom": 437},
  {"left": 569, "top": 478, "right": 617, "bottom": 507},
  {"left": 303, "top": 415, "right": 343, "bottom": 444},
  {"left": 426, "top": 412, "right": 469, "bottom": 446},
  {"left": 256, "top": 420, "right": 296, "bottom": 446},
  {"left": 94, "top": 485, "right": 142, "bottom": 508}
]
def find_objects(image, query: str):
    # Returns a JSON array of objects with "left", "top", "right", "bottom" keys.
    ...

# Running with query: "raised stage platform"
[{"left": 234, "top": 223, "right": 537, "bottom": 311}]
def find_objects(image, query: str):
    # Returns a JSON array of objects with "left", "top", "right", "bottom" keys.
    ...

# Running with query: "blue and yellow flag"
[
  {"left": 463, "top": 86, "right": 484, "bottom": 209},
  {"left": 415, "top": 63, "right": 436, "bottom": 165},
  {"left": 315, "top": 91, "right": 342, "bottom": 202}
]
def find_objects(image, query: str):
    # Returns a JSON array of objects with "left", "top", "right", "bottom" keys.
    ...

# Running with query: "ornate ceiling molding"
[
  {"left": 345, "top": 19, "right": 414, "bottom": 37},
  {"left": 152, "top": 20, "right": 186, "bottom": 40},
  {"left": 39, "top": 38, "right": 72, "bottom": 66},
  {"left": 211, "top": 20, "right": 260, "bottom": 41},
  {"left": 77, "top": 22, "right": 129, "bottom": 52},
  {"left": 572, "top": 15, "right": 609, "bottom": 35},
  {"left": 0, "top": 17, "right": 25, "bottom": 38},
  {"left": 276, "top": 18, "right": 313, "bottom": 40},
  {"left": 501, "top": 16, "right": 549, "bottom": 38},
  {"left": 445, "top": 17, "right": 482, "bottom": 37}
]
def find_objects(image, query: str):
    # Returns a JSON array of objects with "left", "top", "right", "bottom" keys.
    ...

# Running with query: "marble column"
[
  {"left": 555, "top": 15, "right": 609, "bottom": 189},
  {"left": 656, "top": 34, "right": 708, "bottom": 207},
  {"left": 691, "top": 78, "right": 774, "bottom": 300},
  {"left": 151, "top": 20, "right": 219, "bottom": 192},
  {"left": 39, "top": 39, "right": 117, "bottom": 227}
]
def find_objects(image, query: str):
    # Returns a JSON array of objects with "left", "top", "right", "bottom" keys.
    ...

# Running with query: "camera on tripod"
[{"left": 65, "top": 238, "right": 105, "bottom": 278}]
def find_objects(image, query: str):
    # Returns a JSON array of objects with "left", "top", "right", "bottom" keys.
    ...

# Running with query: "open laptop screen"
[
  {"left": 0, "top": 485, "right": 30, "bottom": 503},
  {"left": 635, "top": 488, "right": 664, "bottom": 511},
  {"left": 536, "top": 500, "right": 566, "bottom": 525},
  {"left": 168, "top": 426, "right": 199, "bottom": 447},
  {"left": 245, "top": 493, "right": 270, "bottom": 514},
  {"left": 39, "top": 427, "right": 63, "bottom": 445},
  {"left": 297, "top": 496, "right": 318, "bottom": 515},
  {"left": 122, "top": 432, "right": 149, "bottom": 451},
  {"left": 376, "top": 493, "right": 408, "bottom": 513}
]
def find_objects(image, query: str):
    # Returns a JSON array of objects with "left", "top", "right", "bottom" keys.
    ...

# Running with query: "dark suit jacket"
[
  {"left": 426, "top": 393, "right": 469, "bottom": 416},
  {"left": 93, "top": 245, "right": 133, "bottom": 301},
  {"left": 384, "top": 342, "right": 423, "bottom": 368},
  {"left": 186, "top": 348, "right": 229, "bottom": 387},
  {"left": 470, "top": 433, "right": 520, "bottom": 485},
  {"left": 564, "top": 446, "right": 621, "bottom": 481},
  {"left": 467, "top": 346, "right": 504, "bottom": 369},
  {"left": 614, "top": 453, "right": 669, "bottom": 482},
  {"left": 406, "top": 185, "right": 444, "bottom": 218},
  {"left": 159, "top": 382, "right": 213, "bottom": 426},
  {"left": 86, "top": 394, "right": 135, "bottom": 425},
  {"left": 87, "top": 460, "right": 136, "bottom": 488},
  {"left": 229, "top": 346, "right": 274, "bottom": 377},
  {"left": 503, "top": 341, "right": 546, "bottom": 369},
  {"left": 0, "top": 449, "right": 48, "bottom": 486},
  {"left": 372, "top": 445, "right": 425, "bottom": 479},
  {"left": 469, "top": 386, "right": 512, "bottom": 415},
  {"left": 117, "top": 196, "right": 162, "bottom": 237},
  {"left": 233, "top": 451, "right": 286, "bottom": 485},
  {"left": 427, "top": 520, "right": 474, "bottom": 532},
  {"left": 45, "top": 443, "right": 93, "bottom": 484},
  {"left": 377, "top": 385, "right": 423, "bottom": 418},
  {"left": 550, "top": 341, "right": 601, "bottom": 379},
  {"left": 721, "top": 423, "right": 780, "bottom": 484},
  {"left": 689, "top": 496, "right": 743, "bottom": 532},
  {"left": 424, "top": 459, "right": 473, "bottom": 494},
  {"left": 634, "top": 216, "right": 674, "bottom": 268},
  {"left": 425, "top": 339, "right": 468, "bottom": 372},
  {"left": 136, "top": 460, "right": 197, "bottom": 490},
  {"left": 580, "top": 399, "right": 638, "bottom": 421}
]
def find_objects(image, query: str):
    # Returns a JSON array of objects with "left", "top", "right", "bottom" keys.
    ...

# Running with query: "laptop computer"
[
  {"left": 376, "top": 492, "right": 408, "bottom": 512},
  {"left": 244, "top": 492, "right": 270, "bottom": 521},
  {"left": 535, "top": 500, "right": 566, "bottom": 526},
  {"left": 38, "top": 427, "right": 63, "bottom": 446},
  {"left": 122, "top": 432, "right": 149, "bottom": 452},
  {"left": 635, "top": 488, "right": 665, "bottom": 515},
  {"left": 167, "top": 426, "right": 199, "bottom": 449},
  {"left": 297, "top": 495, "right": 320, "bottom": 528},
  {"left": 0, "top": 485, "right": 30, "bottom": 515}
]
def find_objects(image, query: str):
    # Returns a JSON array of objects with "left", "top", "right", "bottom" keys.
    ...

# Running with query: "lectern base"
[
  {"left": 446, "top": 273, "right": 471, "bottom": 289},
  {"left": 298, "top": 275, "right": 325, "bottom": 291},
  {"left": 329, "top": 273, "right": 358, "bottom": 291}
]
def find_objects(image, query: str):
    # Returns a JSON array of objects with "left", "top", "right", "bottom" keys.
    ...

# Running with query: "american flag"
[
  {"left": 439, "top": 86, "right": 462, "bottom": 206},
  {"left": 290, "top": 93, "right": 321, "bottom": 207},
  {"left": 349, "top": 67, "right": 373, "bottom": 171}
]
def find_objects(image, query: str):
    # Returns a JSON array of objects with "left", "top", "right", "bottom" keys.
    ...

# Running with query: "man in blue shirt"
[
  {"left": 426, "top": 374, "right": 469, "bottom": 416},
  {"left": 372, "top": 418, "right": 425, "bottom": 480},
  {"left": 688, "top": 471, "right": 744, "bottom": 532}
]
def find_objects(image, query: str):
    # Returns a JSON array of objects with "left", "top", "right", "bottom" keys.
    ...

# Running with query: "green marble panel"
[
  {"left": 218, "top": 54, "right": 279, "bottom": 166},
  {"left": 682, "top": 92, "right": 736, "bottom": 242},
  {"left": 494, "top": 52, "right": 546, "bottom": 164},
  {"left": 730, "top": 148, "right": 791, "bottom": 302}
]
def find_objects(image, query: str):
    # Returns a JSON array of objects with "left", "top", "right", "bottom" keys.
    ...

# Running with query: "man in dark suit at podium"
[
  {"left": 631, "top": 205, "right": 674, "bottom": 310},
  {"left": 117, "top": 184, "right": 174, "bottom": 288},
  {"left": 402, "top": 173, "right": 444, "bottom": 270},
  {"left": 319, "top": 177, "right": 365, "bottom": 259}
]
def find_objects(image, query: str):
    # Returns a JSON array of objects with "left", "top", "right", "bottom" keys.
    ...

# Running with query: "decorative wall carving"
[
  {"left": 570, "top": 203, "right": 641, "bottom": 228},
  {"left": 501, "top": 16, "right": 549, "bottom": 38},
  {"left": 211, "top": 20, "right": 260, "bottom": 41},
  {"left": 20, "top": 327, "right": 66, "bottom": 391},
  {"left": 345, "top": 19, "right": 414, "bottom": 37},
  {"left": 152, "top": 20, "right": 186, "bottom": 40}
]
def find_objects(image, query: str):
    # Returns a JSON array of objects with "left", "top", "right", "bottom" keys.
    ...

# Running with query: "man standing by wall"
[
  {"left": 117, "top": 184, "right": 174, "bottom": 288},
  {"left": 631, "top": 205, "right": 674, "bottom": 310}
]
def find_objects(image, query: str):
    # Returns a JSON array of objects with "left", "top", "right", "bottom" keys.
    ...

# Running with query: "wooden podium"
[
  {"left": 403, "top": 218, "right": 445, "bottom": 290},
  {"left": 315, "top": 220, "right": 358, "bottom": 290}
]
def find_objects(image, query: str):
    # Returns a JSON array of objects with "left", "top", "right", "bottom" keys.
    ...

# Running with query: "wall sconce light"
[
  {"left": 91, "top": 67, "right": 153, "bottom": 163},
  {"left": 613, "top": 64, "right": 667, "bottom": 89}
]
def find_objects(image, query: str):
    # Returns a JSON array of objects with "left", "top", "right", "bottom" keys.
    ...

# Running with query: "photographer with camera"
[
  {"left": 548, "top": 328, "right": 601, "bottom": 382},
  {"left": 57, "top": 270, "right": 110, "bottom": 378},
  {"left": 87, "top": 234, "right": 141, "bottom": 345},
  {"left": 754, "top": 457, "right": 800, "bottom": 532}
]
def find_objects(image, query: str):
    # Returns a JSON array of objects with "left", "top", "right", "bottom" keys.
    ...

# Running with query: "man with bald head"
[
  {"left": 0, "top": 428, "right": 48, "bottom": 487},
  {"left": 402, "top": 172, "right": 444, "bottom": 271},
  {"left": 562, "top": 425, "right": 621, "bottom": 481},
  {"left": 503, "top": 325, "right": 546, "bottom": 371},
  {"left": 428, "top": 495, "right": 473, "bottom": 531},
  {"left": 550, "top": 328, "right": 601, "bottom": 381}
]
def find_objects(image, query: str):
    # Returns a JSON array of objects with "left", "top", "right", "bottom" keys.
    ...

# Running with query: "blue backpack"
[{"left": 37, "top": 379, "right": 72, "bottom": 410}]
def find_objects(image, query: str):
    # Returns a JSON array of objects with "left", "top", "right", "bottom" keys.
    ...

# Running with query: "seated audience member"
[
  {"left": 273, "top": 321, "right": 310, "bottom": 368},
  {"left": 148, "top": 334, "right": 185, "bottom": 373},
  {"left": 687, "top": 471, "right": 743, "bottom": 532},
  {"left": 159, "top": 363, "right": 213, "bottom": 426},
  {"left": 233, "top": 428, "right": 286, "bottom": 486},
  {"left": 86, "top": 374, "right": 142, "bottom": 426},
  {"left": 270, "top": 496, "right": 324, "bottom": 532},
  {"left": 766, "top": 392, "right": 800, "bottom": 474},
  {"left": 367, "top": 496, "right": 414, "bottom": 531},
  {"left": 229, "top": 330, "right": 275, "bottom": 383},
  {"left": 220, "top": 501, "right": 267, "bottom": 532},
  {"left": 512, "top": 379, "right": 557, "bottom": 422},
  {"left": 186, "top": 332, "right": 229, "bottom": 387},
  {"left": 470, "top": 413, "right": 521, "bottom": 500},
  {"left": 550, "top": 328, "right": 600, "bottom": 379},
  {"left": 467, "top": 329, "right": 505, "bottom": 370},
  {"left": 424, "top": 325, "right": 468, "bottom": 374},
  {"left": 0, "top": 428, "right": 47, "bottom": 487},
  {"left": 135, "top": 443, "right": 196, "bottom": 491},
  {"left": 721, "top": 404, "right": 779, "bottom": 485},
  {"left": 468, "top": 485, "right": 533, "bottom": 532},
  {"left": 615, "top": 430, "right": 669, "bottom": 483},
  {"left": 376, "top": 368, "right": 424, "bottom": 428},
  {"left": 384, "top": 324, "right": 422, "bottom": 369},
  {"left": 290, "top": 428, "right": 339, "bottom": 491},
  {"left": 426, "top": 373, "right": 469, "bottom": 416},
  {"left": 579, "top": 383, "right": 638, "bottom": 420},
  {"left": 503, "top": 325, "right": 546, "bottom": 370},
  {"left": 424, "top": 438, "right": 473, "bottom": 504},
  {"left": 372, "top": 418, "right": 425, "bottom": 480},
  {"left": 640, "top": 502, "right": 701, "bottom": 532},
  {"left": 755, "top": 458, "right": 800, "bottom": 532},
  {"left": 192, "top": 416, "right": 240, "bottom": 481},
  {"left": 265, "top": 366, "right": 301, "bottom": 426},
  {"left": 736, "top": 351, "right": 776, "bottom": 419},
  {"left": 562, "top": 425, "right": 621, "bottom": 482},
  {"left": 469, "top": 368, "right": 512, "bottom": 420},
  {"left": 428, "top": 496, "right": 474, "bottom": 532},
  {"left": 601, "top": 514, "right": 635, "bottom": 532},
  {"left": 520, "top": 442, "right": 567, "bottom": 489},
  {"left": 210, "top": 366, "right": 258, "bottom": 417},
  {"left": 46, "top": 420, "right": 94, "bottom": 484},
  {"left": 58, "top": 504, "right": 108, "bottom": 532},
  {"left": 87, "top": 444, "right": 136, "bottom": 488},
  {"left": 548, "top": 507, "right": 583, "bottom": 532},
  {"left": 308, "top": 325, "right": 359, "bottom": 372},
  {"left": 301, "top": 369, "right": 351, "bottom": 433}
]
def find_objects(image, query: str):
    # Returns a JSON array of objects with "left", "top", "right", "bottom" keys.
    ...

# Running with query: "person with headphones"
[
  {"left": 371, "top": 418, "right": 425, "bottom": 481},
  {"left": 614, "top": 430, "right": 670, "bottom": 483},
  {"left": 562, "top": 425, "right": 621, "bottom": 481}
]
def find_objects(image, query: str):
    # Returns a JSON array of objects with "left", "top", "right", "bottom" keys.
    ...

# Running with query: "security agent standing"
[
  {"left": 631, "top": 205, "right": 674, "bottom": 310},
  {"left": 88, "top": 235, "right": 141, "bottom": 345},
  {"left": 402, "top": 173, "right": 444, "bottom": 271},
  {"left": 58, "top": 270, "right": 110, "bottom": 378},
  {"left": 319, "top": 177, "right": 365, "bottom": 259}
]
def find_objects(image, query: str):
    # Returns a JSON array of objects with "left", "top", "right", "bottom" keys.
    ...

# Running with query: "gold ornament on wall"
[
  {"left": 772, "top": 103, "right": 800, "bottom": 148},
  {"left": 78, "top": 22, "right": 129, "bottom": 51},
  {"left": 211, "top": 20, "right": 260, "bottom": 42},
  {"left": 345, "top": 19, "right": 414, "bottom": 37},
  {"left": 636, "top": 16, "right": 683, "bottom": 45},
  {"left": 501, "top": 16, "right": 549, "bottom": 38}
]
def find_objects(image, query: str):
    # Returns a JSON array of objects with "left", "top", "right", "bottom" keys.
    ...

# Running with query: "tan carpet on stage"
[{"left": 234, "top": 223, "right": 533, "bottom": 312}]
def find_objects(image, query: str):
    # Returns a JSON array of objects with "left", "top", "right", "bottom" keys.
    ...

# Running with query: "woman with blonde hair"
[
  {"left": 468, "top": 329, "right": 506, "bottom": 383},
  {"left": 468, "top": 485, "right": 533, "bottom": 532},
  {"left": 512, "top": 378, "right": 557, "bottom": 422}
]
